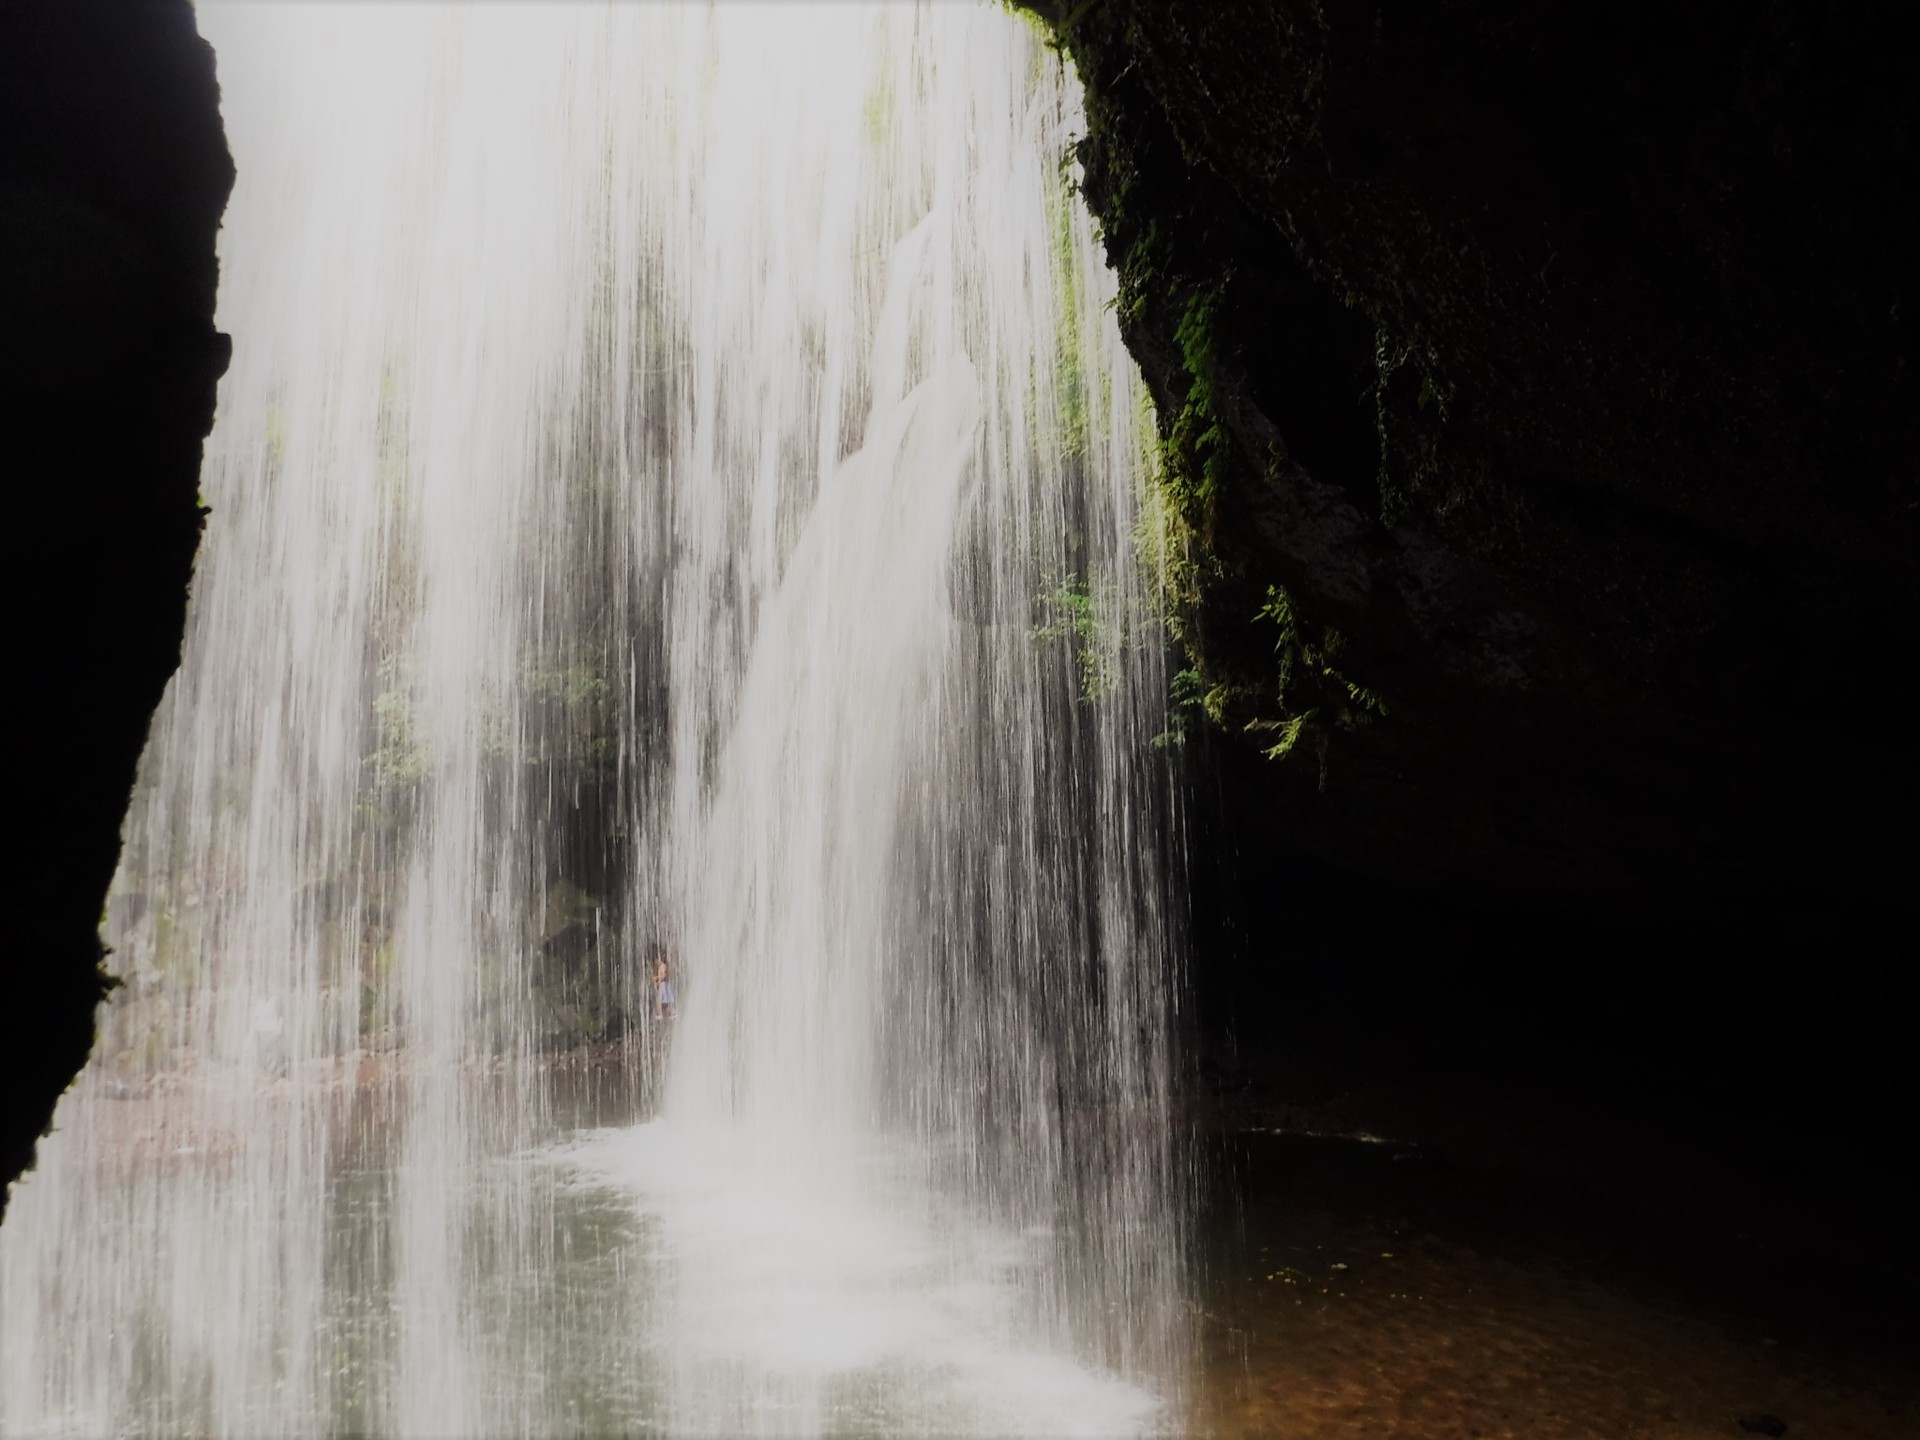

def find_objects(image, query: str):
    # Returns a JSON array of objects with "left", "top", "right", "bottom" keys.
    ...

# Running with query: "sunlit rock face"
[
  {"left": 2, "top": 5, "right": 1187, "bottom": 1435},
  {"left": 1020, "top": 0, "right": 1920, "bottom": 903},
  {"left": 0, "top": 0, "right": 231, "bottom": 1213}
]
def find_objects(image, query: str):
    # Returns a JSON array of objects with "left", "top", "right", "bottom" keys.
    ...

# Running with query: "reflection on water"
[
  {"left": 544, "top": 1118, "right": 1164, "bottom": 1437},
  {"left": 12, "top": 1056, "right": 1175, "bottom": 1435},
  {"left": 86, "top": 1062, "right": 1166, "bottom": 1436}
]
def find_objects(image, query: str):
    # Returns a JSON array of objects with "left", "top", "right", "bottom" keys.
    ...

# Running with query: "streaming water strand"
[{"left": 0, "top": 5, "right": 1187, "bottom": 1434}]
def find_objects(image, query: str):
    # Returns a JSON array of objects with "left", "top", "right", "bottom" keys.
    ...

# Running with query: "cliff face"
[
  {"left": 1, "top": 0, "right": 231, "bottom": 1214},
  {"left": 1021, "top": 0, "right": 1919, "bottom": 901}
]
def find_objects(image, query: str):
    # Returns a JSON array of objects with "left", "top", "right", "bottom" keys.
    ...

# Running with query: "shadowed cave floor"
[{"left": 1189, "top": 1105, "right": 1917, "bottom": 1440}]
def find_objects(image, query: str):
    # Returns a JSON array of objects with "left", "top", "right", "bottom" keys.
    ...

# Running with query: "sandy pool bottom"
[{"left": 1189, "top": 1127, "right": 1916, "bottom": 1440}]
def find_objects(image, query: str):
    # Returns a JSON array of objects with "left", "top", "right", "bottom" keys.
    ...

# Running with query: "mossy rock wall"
[{"left": 1022, "top": 0, "right": 1919, "bottom": 899}]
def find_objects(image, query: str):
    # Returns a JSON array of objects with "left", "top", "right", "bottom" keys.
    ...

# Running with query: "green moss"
[
  {"left": 540, "top": 880, "right": 601, "bottom": 943},
  {"left": 1132, "top": 395, "right": 1200, "bottom": 616},
  {"left": 360, "top": 938, "right": 397, "bottom": 1038},
  {"left": 1238, "top": 583, "right": 1386, "bottom": 789},
  {"left": 526, "top": 660, "right": 610, "bottom": 711},
  {"left": 1032, "top": 570, "right": 1117, "bottom": 701},
  {"left": 1163, "top": 282, "right": 1231, "bottom": 524},
  {"left": 1044, "top": 158, "right": 1092, "bottom": 462},
  {"left": 862, "top": 65, "right": 894, "bottom": 151},
  {"left": 365, "top": 682, "right": 428, "bottom": 786}
]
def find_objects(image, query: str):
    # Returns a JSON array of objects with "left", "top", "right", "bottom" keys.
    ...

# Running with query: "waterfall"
[{"left": 0, "top": 4, "right": 1187, "bottom": 1434}]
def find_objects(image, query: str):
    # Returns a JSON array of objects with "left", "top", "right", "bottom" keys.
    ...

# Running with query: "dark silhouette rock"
[
  {"left": 1018, "top": 0, "right": 1919, "bottom": 1289},
  {"left": 0, "top": 0, "right": 231, "bottom": 1215},
  {"left": 1018, "top": 0, "right": 1919, "bottom": 904}
]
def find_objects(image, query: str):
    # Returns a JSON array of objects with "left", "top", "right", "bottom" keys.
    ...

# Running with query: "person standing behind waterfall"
[{"left": 652, "top": 948, "right": 676, "bottom": 1021}]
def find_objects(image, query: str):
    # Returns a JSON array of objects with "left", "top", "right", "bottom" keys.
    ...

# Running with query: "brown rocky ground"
[{"left": 1186, "top": 1091, "right": 1916, "bottom": 1440}]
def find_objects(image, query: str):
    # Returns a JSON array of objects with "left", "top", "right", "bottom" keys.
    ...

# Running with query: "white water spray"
[{"left": 0, "top": 5, "right": 1186, "bottom": 1434}]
